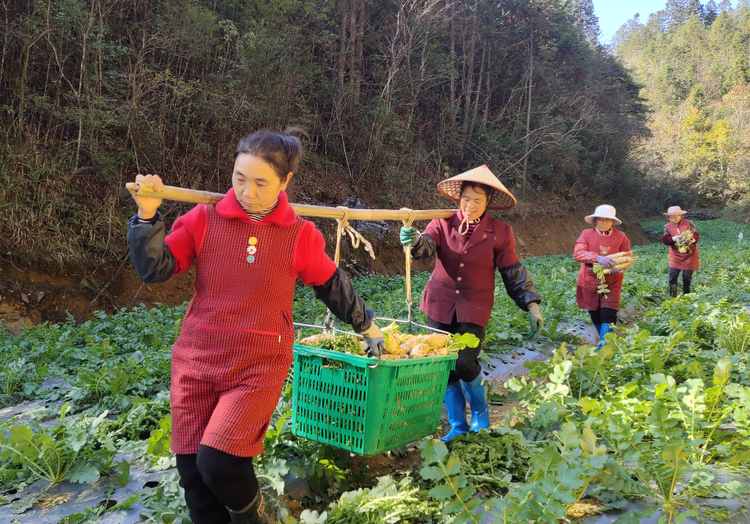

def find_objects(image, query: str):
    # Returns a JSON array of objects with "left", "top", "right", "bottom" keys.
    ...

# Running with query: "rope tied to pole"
[
  {"left": 333, "top": 206, "right": 376, "bottom": 266},
  {"left": 326, "top": 206, "right": 377, "bottom": 329},
  {"left": 400, "top": 207, "right": 416, "bottom": 324}
]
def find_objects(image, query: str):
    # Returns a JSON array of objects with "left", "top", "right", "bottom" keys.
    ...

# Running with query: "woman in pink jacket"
[
  {"left": 573, "top": 205, "right": 630, "bottom": 348},
  {"left": 400, "top": 166, "right": 543, "bottom": 441}
]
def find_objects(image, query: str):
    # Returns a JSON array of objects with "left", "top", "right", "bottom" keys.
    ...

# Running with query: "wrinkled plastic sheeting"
[
  {"left": 1, "top": 377, "right": 72, "bottom": 429},
  {"left": 0, "top": 465, "right": 171, "bottom": 524},
  {"left": 474, "top": 469, "right": 750, "bottom": 523},
  {"left": 480, "top": 340, "right": 554, "bottom": 386},
  {"left": 575, "top": 470, "right": 750, "bottom": 524},
  {"left": 557, "top": 318, "right": 599, "bottom": 346},
  {"left": 471, "top": 319, "right": 595, "bottom": 387}
]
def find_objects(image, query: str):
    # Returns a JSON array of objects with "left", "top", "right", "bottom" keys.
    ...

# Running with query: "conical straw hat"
[{"left": 437, "top": 165, "right": 516, "bottom": 210}]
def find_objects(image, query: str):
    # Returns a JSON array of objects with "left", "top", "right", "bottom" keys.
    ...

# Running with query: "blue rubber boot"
[
  {"left": 593, "top": 324, "right": 601, "bottom": 346},
  {"left": 440, "top": 382, "right": 469, "bottom": 442},
  {"left": 461, "top": 374, "right": 490, "bottom": 432},
  {"left": 598, "top": 323, "right": 612, "bottom": 349}
]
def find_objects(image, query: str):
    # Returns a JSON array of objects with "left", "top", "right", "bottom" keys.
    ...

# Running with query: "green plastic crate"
[{"left": 292, "top": 344, "right": 457, "bottom": 456}]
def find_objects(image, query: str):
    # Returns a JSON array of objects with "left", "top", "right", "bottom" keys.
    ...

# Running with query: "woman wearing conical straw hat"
[
  {"left": 573, "top": 205, "right": 631, "bottom": 348},
  {"left": 400, "top": 165, "right": 543, "bottom": 442},
  {"left": 661, "top": 206, "right": 699, "bottom": 297}
]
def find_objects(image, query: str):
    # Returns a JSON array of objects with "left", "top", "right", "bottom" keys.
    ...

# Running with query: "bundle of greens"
[
  {"left": 297, "top": 333, "right": 367, "bottom": 356},
  {"left": 674, "top": 229, "right": 696, "bottom": 253}
]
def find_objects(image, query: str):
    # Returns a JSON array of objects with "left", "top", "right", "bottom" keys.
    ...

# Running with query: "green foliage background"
[
  {"left": 613, "top": 0, "right": 750, "bottom": 214},
  {"left": 1, "top": 0, "right": 645, "bottom": 270}
]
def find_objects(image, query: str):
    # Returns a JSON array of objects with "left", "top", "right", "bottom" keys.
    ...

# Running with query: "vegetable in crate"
[
  {"left": 662, "top": 206, "right": 700, "bottom": 297},
  {"left": 400, "top": 165, "right": 543, "bottom": 442},
  {"left": 298, "top": 333, "right": 367, "bottom": 356},
  {"left": 298, "top": 323, "right": 479, "bottom": 360},
  {"left": 574, "top": 205, "right": 631, "bottom": 349}
]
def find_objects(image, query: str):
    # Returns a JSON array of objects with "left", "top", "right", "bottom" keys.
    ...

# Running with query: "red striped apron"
[{"left": 170, "top": 205, "right": 303, "bottom": 457}]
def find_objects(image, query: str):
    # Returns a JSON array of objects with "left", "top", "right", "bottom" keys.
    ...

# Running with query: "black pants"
[
  {"left": 669, "top": 268, "right": 694, "bottom": 294},
  {"left": 588, "top": 307, "right": 617, "bottom": 325},
  {"left": 428, "top": 315, "right": 485, "bottom": 384},
  {"left": 176, "top": 445, "right": 259, "bottom": 524}
]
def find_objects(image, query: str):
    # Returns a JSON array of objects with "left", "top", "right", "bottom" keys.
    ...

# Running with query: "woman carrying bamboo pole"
[
  {"left": 126, "top": 129, "right": 385, "bottom": 524},
  {"left": 573, "top": 205, "right": 631, "bottom": 348},
  {"left": 400, "top": 166, "right": 543, "bottom": 442}
]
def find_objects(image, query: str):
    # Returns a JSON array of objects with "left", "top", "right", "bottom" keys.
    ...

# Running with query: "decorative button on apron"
[{"left": 246, "top": 237, "right": 259, "bottom": 263}]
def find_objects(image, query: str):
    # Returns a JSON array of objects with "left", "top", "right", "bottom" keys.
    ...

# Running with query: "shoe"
[
  {"left": 669, "top": 283, "right": 678, "bottom": 298},
  {"left": 598, "top": 323, "right": 612, "bottom": 349},
  {"left": 390, "top": 445, "right": 408, "bottom": 457},
  {"left": 228, "top": 492, "right": 270, "bottom": 524},
  {"left": 461, "top": 374, "right": 490, "bottom": 431},
  {"left": 440, "top": 382, "right": 469, "bottom": 442}
]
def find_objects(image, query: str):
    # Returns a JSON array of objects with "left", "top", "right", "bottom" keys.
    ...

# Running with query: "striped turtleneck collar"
[{"left": 246, "top": 199, "right": 279, "bottom": 222}]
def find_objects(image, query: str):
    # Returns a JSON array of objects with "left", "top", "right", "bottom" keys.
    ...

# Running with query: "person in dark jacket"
[
  {"left": 126, "top": 129, "right": 384, "bottom": 524},
  {"left": 661, "top": 206, "right": 700, "bottom": 297},
  {"left": 399, "top": 165, "right": 543, "bottom": 442}
]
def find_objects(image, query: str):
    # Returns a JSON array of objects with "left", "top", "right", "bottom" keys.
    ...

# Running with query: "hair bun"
[{"left": 282, "top": 126, "right": 309, "bottom": 140}]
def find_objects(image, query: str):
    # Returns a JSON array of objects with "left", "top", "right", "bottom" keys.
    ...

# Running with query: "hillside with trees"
[
  {"left": 1, "top": 0, "right": 645, "bottom": 271},
  {"left": 613, "top": 0, "right": 750, "bottom": 215}
]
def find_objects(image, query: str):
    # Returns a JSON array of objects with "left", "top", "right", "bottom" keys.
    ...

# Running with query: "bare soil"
[{"left": 0, "top": 205, "right": 649, "bottom": 333}]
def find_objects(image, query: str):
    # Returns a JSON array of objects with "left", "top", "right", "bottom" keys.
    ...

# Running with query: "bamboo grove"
[{"left": 1, "top": 0, "right": 645, "bottom": 270}]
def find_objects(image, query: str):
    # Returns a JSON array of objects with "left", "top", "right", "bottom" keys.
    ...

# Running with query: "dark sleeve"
[
  {"left": 127, "top": 212, "right": 176, "bottom": 283},
  {"left": 313, "top": 267, "right": 373, "bottom": 333},
  {"left": 499, "top": 261, "right": 542, "bottom": 311},
  {"left": 410, "top": 233, "right": 436, "bottom": 260},
  {"left": 662, "top": 224, "right": 675, "bottom": 245}
]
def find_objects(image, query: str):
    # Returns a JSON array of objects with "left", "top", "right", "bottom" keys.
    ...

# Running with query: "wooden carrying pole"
[{"left": 128, "top": 183, "right": 457, "bottom": 221}]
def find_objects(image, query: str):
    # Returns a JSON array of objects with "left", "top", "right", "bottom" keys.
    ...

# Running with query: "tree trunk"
[
  {"left": 461, "top": 0, "right": 478, "bottom": 142},
  {"left": 471, "top": 43, "right": 485, "bottom": 133},
  {"left": 353, "top": 0, "right": 365, "bottom": 104},
  {"left": 420, "top": 20, "right": 429, "bottom": 82},
  {"left": 0, "top": 1, "right": 9, "bottom": 96},
  {"left": 521, "top": 25, "right": 533, "bottom": 197},
  {"left": 449, "top": 0, "right": 456, "bottom": 124},
  {"left": 74, "top": 0, "right": 97, "bottom": 173},
  {"left": 338, "top": 0, "right": 348, "bottom": 86},
  {"left": 18, "top": 39, "right": 32, "bottom": 140},
  {"left": 482, "top": 44, "right": 491, "bottom": 126}
]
